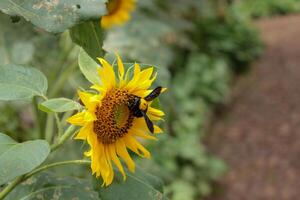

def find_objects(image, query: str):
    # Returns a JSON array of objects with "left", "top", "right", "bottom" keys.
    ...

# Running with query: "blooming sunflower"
[
  {"left": 67, "top": 55, "right": 165, "bottom": 186},
  {"left": 101, "top": 0, "right": 136, "bottom": 29}
]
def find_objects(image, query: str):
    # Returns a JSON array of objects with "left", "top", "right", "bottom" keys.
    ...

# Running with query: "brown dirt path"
[{"left": 206, "top": 15, "right": 300, "bottom": 200}]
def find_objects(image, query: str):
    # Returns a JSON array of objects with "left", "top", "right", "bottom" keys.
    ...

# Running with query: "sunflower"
[
  {"left": 67, "top": 55, "right": 165, "bottom": 186},
  {"left": 101, "top": 0, "right": 136, "bottom": 29}
]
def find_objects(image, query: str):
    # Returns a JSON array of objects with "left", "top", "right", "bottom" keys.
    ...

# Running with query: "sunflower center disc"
[{"left": 94, "top": 89, "right": 134, "bottom": 144}]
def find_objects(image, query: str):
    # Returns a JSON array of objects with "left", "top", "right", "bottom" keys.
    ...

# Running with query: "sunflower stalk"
[
  {"left": 50, "top": 125, "right": 77, "bottom": 152},
  {"left": 48, "top": 60, "right": 78, "bottom": 98},
  {"left": 45, "top": 114, "right": 54, "bottom": 142}
]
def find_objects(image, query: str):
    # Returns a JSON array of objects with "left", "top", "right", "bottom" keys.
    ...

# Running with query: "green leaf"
[
  {"left": 94, "top": 167, "right": 169, "bottom": 200},
  {"left": 6, "top": 173, "right": 99, "bottom": 200},
  {"left": 39, "top": 98, "right": 82, "bottom": 113},
  {"left": 0, "top": 64, "right": 47, "bottom": 100},
  {"left": 78, "top": 48, "right": 101, "bottom": 84},
  {"left": 70, "top": 21, "right": 104, "bottom": 62},
  {"left": 0, "top": 133, "right": 50, "bottom": 185},
  {"left": 0, "top": 0, "right": 107, "bottom": 33}
]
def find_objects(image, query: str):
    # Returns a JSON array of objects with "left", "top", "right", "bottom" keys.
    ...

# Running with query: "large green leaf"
[
  {"left": 39, "top": 98, "right": 82, "bottom": 113},
  {"left": 0, "top": 133, "right": 50, "bottom": 185},
  {"left": 0, "top": 64, "right": 47, "bottom": 100},
  {"left": 6, "top": 173, "right": 99, "bottom": 200},
  {"left": 70, "top": 20, "right": 104, "bottom": 62},
  {"left": 78, "top": 48, "right": 101, "bottom": 84},
  {"left": 0, "top": 0, "right": 107, "bottom": 33},
  {"left": 94, "top": 167, "right": 169, "bottom": 200}
]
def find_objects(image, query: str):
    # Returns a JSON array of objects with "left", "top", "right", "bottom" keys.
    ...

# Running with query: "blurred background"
[{"left": 1, "top": 0, "right": 300, "bottom": 199}]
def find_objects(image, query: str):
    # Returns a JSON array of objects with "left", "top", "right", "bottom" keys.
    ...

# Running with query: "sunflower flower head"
[
  {"left": 101, "top": 0, "right": 136, "bottom": 29},
  {"left": 68, "top": 54, "right": 165, "bottom": 186}
]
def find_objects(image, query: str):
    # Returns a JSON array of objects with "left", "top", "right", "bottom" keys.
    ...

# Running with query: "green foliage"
[
  {"left": 6, "top": 173, "right": 99, "bottom": 200},
  {"left": 0, "top": 133, "right": 50, "bottom": 185},
  {"left": 94, "top": 167, "right": 168, "bottom": 200},
  {"left": 192, "top": 15, "right": 263, "bottom": 73},
  {"left": 0, "top": 0, "right": 107, "bottom": 33},
  {"left": 232, "top": 0, "right": 300, "bottom": 18},
  {"left": 70, "top": 21, "right": 105, "bottom": 61},
  {"left": 0, "top": 64, "right": 47, "bottom": 100},
  {"left": 104, "top": 13, "right": 175, "bottom": 68},
  {"left": 0, "top": 0, "right": 264, "bottom": 199},
  {"left": 173, "top": 53, "right": 231, "bottom": 104},
  {"left": 78, "top": 48, "right": 101, "bottom": 84},
  {"left": 39, "top": 98, "right": 82, "bottom": 113}
]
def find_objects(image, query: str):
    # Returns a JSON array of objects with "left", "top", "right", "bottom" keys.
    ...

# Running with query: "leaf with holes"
[
  {"left": 0, "top": 133, "right": 50, "bottom": 185},
  {"left": 5, "top": 173, "right": 99, "bottom": 200},
  {"left": 0, "top": 0, "right": 107, "bottom": 33}
]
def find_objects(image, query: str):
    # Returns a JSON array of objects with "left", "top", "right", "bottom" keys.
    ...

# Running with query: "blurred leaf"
[
  {"left": 78, "top": 48, "right": 101, "bottom": 84},
  {"left": 0, "top": 64, "right": 47, "bottom": 100},
  {"left": 39, "top": 98, "right": 82, "bottom": 113},
  {"left": 6, "top": 173, "right": 99, "bottom": 200},
  {"left": 70, "top": 21, "right": 104, "bottom": 62},
  {"left": 0, "top": 133, "right": 50, "bottom": 185},
  {"left": 94, "top": 167, "right": 168, "bottom": 200},
  {"left": 11, "top": 41, "right": 35, "bottom": 64},
  {"left": 104, "top": 14, "right": 174, "bottom": 68},
  {"left": 0, "top": 0, "right": 107, "bottom": 33},
  {"left": 169, "top": 180, "right": 196, "bottom": 200}
]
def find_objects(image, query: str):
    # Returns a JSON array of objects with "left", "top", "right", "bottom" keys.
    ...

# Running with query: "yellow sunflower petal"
[
  {"left": 138, "top": 67, "right": 154, "bottom": 82},
  {"left": 74, "top": 123, "right": 92, "bottom": 140},
  {"left": 154, "top": 125, "right": 163, "bottom": 134},
  {"left": 108, "top": 144, "right": 126, "bottom": 181},
  {"left": 123, "top": 135, "right": 151, "bottom": 158},
  {"left": 104, "top": 147, "right": 114, "bottom": 186},
  {"left": 132, "top": 128, "right": 157, "bottom": 140},
  {"left": 78, "top": 91, "right": 99, "bottom": 111},
  {"left": 116, "top": 53, "right": 125, "bottom": 80},
  {"left": 116, "top": 139, "right": 135, "bottom": 172},
  {"left": 67, "top": 112, "right": 86, "bottom": 126},
  {"left": 134, "top": 63, "right": 141, "bottom": 76},
  {"left": 91, "top": 84, "right": 105, "bottom": 93},
  {"left": 97, "top": 58, "right": 116, "bottom": 89}
]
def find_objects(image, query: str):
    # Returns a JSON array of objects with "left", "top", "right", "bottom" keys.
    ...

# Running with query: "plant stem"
[
  {"left": 45, "top": 114, "right": 54, "bottom": 143},
  {"left": 0, "top": 160, "right": 90, "bottom": 200},
  {"left": 54, "top": 114, "right": 63, "bottom": 137},
  {"left": 32, "top": 97, "right": 43, "bottom": 139},
  {"left": 48, "top": 61, "right": 78, "bottom": 98},
  {"left": 50, "top": 125, "right": 77, "bottom": 152},
  {"left": 0, "top": 121, "right": 77, "bottom": 199},
  {"left": 0, "top": 176, "right": 23, "bottom": 200},
  {"left": 25, "top": 160, "right": 91, "bottom": 179}
]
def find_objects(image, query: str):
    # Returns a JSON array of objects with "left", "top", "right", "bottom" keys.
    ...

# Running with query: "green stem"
[
  {"left": 48, "top": 46, "right": 74, "bottom": 87},
  {"left": 48, "top": 61, "right": 78, "bottom": 98},
  {"left": 54, "top": 114, "right": 63, "bottom": 137},
  {"left": 50, "top": 125, "right": 77, "bottom": 152},
  {"left": 32, "top": 97, "right": 43, "bottom": 139},
  {"left": 25, "top": 160, "right": 90, "bottom": 179},
  {"left": 61, "top": 110, "right": 75, "bottom": 127},
  {"left": 0, "top": 160, "right": 90, "bottom": 200},
  {"left": 0, "top": 176, "right": 23, "bottom": 200},
  {"left": 45, "top": 114, "right": 54, "bottom": 143}
]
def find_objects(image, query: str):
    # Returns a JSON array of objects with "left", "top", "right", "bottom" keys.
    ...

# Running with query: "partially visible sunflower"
[
  {"left": 67, "top": 54, "right": 165, "bottom": 186},
  {"left": 101, "top": 0, "right": 136, "bottom": 29}
]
